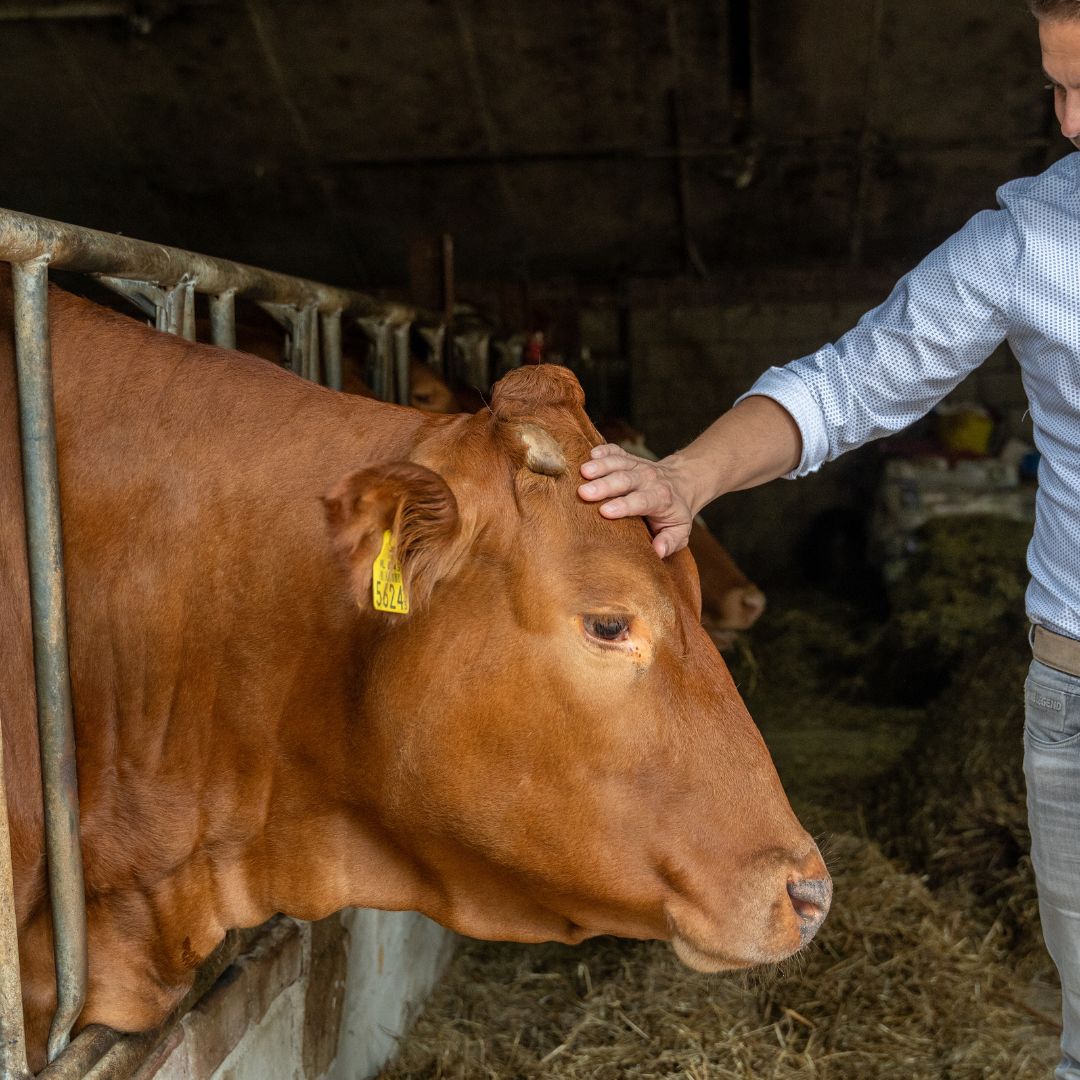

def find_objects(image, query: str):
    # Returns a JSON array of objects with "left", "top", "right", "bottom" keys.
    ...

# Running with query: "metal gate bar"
[
  {"left": 208, "top": 291, "right": 236, "bottom": 350},
  {"left": 11, "top": 258, "right": 88, "bottom": 1065},
  {"left": 0, "top": 209, "right": 415, "bottom": 322},
  {"left": 392, "top": 319, "right": 411, "bottom": 406},
  {"left": 320, "top": 310, "right": 342, "bottom": 391}
]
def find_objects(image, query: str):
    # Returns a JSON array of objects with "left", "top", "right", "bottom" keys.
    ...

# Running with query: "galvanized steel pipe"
[
  {"left": 304, "top": 305, "right": 319, "bottom": 383},
  {"left": 392, "top": 320, "right": 411, "bottom": 406},
  {"left": 0, "top": 207, "right": 415, "bottom": 322},
  {"left": 208, "top": 291, "right": 237, "bottom": 350},
  {"left": 12, "top": 258, "right": 89, "bottom": 1063},
  {"left": 321, "top": 310, "right": 342, "bottom": 391}
]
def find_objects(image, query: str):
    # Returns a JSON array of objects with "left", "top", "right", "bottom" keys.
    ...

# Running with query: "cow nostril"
[
  {"left": 741, "top": 588, "right": 766, "bottom": 617},
  {"left": 787, "top": 877, "right": 832, "bottom": 927}
]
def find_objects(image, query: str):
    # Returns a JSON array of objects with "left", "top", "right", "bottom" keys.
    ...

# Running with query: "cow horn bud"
[{"left": 518, "top": 423, "right": 566, "bottom": 477}]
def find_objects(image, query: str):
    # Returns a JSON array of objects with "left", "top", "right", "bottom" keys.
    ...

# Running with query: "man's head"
[
  {"left": 1033, "top": 0, "right": 1080, "bottom": 148},
  {"left": 1030, "top": 0, "right": 1080, "bottom": 16}
]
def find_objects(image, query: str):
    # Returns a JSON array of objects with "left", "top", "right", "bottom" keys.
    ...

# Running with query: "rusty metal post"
[
  {"left": 392, "top": 320, "right": 411, "bottom": 406},
  {"left": 11, "top": 259, "right": 88, "bottom": 1063},
  {"left": 208, "top": 291, "right": 236, "bottom": 350},
  {"left": 0, "top": 711, "right": 32, "bottom": 1080},
  {"left": 320, "top": 310, "right": 342, "bottom": 391}
]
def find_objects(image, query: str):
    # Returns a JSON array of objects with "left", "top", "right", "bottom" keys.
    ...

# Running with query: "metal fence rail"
[
  {"left": 0, "top": 206, "right": 502, "bottom": 1080},
  {"left": 11, "top": 257, "right": 88, "bottom": 1069}
]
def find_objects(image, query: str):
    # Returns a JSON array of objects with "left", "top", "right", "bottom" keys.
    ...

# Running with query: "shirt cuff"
[{"left": 734, "top": 366, "right": 830, "bottom": 479}]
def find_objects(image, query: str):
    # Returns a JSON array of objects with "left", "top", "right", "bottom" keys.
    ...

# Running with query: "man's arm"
[
  {"left": 579, "top": 396, "right": 801, "bottom": 558},
  {"left": 581, "top": 194, "right": 1025, "bottom": 557}
]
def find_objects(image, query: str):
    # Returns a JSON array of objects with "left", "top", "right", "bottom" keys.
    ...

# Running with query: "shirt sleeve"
[{"left": 737, "top": 202, "right": 1024, "bottom": 477}]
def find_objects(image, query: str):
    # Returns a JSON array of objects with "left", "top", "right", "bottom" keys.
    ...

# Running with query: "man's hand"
[
  {"left": 578, "top": 445, "right": 695, "bottom": 558},
  {"left": 576, "top": 397, "right": 803, "bottom": 559}
]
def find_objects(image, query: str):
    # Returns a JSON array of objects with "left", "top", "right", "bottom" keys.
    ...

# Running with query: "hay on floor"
[{"left": 380, "top": 834, "right": 1058, "bottom": 1080}]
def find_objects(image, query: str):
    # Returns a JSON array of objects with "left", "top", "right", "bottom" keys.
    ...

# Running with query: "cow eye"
[{"left": 583, "top": 614, "right": 631, "bottom": 644}]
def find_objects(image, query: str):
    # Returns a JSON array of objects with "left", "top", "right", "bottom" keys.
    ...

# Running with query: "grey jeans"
[{"left": 1025, "top": 657, "right": 1080, "bottom": 1080}]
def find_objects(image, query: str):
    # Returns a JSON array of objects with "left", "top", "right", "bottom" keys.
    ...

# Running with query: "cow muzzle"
[{"left": 664, "top": 843, "right": 832, "bottom": 972}]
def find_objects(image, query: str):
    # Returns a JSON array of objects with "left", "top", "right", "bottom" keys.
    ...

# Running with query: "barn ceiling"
[{"left": 0, "top": 0, "right": 1065, "bottom": 289}]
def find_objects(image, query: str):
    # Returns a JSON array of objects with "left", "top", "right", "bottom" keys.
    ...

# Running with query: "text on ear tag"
[{"left": 372, "top": 529, "right": 410, "bottom": 614}]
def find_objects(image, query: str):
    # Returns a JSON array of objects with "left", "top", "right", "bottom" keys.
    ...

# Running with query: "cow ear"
[{"left": 322, "top": 462, "right": 460, "bottom": 614}]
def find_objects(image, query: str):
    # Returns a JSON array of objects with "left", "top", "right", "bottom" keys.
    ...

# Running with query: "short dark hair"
[{"left": 1029, "top": 0, "right": 1080, "bottom": 18}]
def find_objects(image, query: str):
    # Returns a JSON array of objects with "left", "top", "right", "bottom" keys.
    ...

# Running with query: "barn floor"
[{"left": 379, "top": 516, "right": 1063, "bottom": 1080}]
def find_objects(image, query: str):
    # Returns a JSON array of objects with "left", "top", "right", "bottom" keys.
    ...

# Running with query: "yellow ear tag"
[{"left": 372, "top": 529, "right": 409, "bottom": 614}]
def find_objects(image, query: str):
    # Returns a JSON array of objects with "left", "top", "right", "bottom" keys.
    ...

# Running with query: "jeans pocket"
[{"left": 1025, "top": 661, "right": 1080, "bottom": 748}]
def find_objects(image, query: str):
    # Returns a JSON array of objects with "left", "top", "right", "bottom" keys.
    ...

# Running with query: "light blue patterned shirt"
[{"left": 743, "top": 153, "right": 1080, "bottom": 641}]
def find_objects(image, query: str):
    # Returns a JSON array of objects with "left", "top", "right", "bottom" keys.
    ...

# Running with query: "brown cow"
[
  {"left": 1, "top": 278, "right": 829, "bottom": 1069},
  {"left": 599, "top": 420, "right": 767, "bottom": 649}
]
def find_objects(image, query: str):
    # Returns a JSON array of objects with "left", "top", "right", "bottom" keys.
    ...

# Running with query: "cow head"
[{"left": 321, "top": 364, "right": 829, "bottom": 971}]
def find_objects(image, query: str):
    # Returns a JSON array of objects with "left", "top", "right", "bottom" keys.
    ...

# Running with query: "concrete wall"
[{"left": 140, "top": 911, "right": 455, "bottom": 1080}]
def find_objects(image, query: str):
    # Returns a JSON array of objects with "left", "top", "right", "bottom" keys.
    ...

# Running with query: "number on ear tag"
[{"left": 372, "top": 529, "right": 410, "bottom": 614}]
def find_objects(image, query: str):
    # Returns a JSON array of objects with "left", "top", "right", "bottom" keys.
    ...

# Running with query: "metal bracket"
[
  {"left": 97, "top": 275, "right": 197, "bottom": 340},
  {"left": 259, "top": 302, "right": 320, "bottom": 383}
]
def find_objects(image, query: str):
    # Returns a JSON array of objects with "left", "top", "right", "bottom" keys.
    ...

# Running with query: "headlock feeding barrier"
[{"left": 0, "top": 208, "right": 517, "bottom": 1080}]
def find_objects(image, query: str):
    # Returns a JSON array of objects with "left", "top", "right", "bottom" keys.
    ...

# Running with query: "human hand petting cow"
[{"left": 578, "top": 394, "right": 802, "bottom": 557}]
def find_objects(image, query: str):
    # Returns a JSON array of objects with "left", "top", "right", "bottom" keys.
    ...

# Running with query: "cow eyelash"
[{"left": 583, "top": 614, "right": 631, "bottom": 644}]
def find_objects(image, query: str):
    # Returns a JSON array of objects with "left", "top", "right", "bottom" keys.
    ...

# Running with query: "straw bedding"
[{"left": 380, "top": 515, "right": 1058, "bottom": 1078}]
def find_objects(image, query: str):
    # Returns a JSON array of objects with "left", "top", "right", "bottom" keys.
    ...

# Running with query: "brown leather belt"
[{"left": 1032, "top": 624, "right": 1080, "bottom": 678}]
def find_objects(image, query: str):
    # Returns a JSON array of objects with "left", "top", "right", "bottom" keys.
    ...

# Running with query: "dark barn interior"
[
  {"left": 2, "top": 1, "right": 1071, "bottom": 1077},
  {"left": 4, "top": 0, "right": 1065, "bottom": 576}
]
